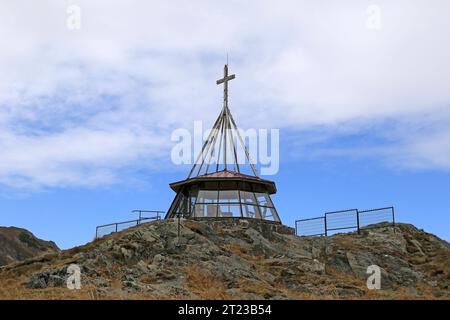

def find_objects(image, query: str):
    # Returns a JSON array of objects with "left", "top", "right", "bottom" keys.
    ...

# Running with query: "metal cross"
[{"left": 216, "top": 64, "right": 235, "bottom": 110}]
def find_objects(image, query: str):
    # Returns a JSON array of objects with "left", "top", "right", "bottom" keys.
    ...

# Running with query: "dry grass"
[
  {"left": 184, "top": 265, "right": 230, "bottom": 299},
  {"left": 0, "top": 280, "right": 100, "bottom": 300},
  {"left": 236, "top": 277, "right": 274, "bottom": 298},
  {"left": 0, "top": 276, "right": 176, "bottom": 300}
]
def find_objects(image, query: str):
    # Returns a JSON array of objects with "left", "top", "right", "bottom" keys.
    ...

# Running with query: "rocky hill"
[
  {"left": 0, "top": 218, "right": 448, "bottom": 299},
  {"left": 0, "top": 227, "right": 59, "bottom": 267}
]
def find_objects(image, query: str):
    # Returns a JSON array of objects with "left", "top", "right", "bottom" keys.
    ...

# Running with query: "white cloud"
[
  {"left": 0, "top": 0, "right": 449, "bottom": 188},
  {"left": 0, "top": 126, "right": 168, "bottom": 188},
  {"left": 388, "top": 124, "right": 450, "bottom": 171}
]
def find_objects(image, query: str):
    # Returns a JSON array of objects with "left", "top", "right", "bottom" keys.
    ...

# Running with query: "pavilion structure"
[{"left": 165, "top": 64, "right": 281, "bottom": 223}]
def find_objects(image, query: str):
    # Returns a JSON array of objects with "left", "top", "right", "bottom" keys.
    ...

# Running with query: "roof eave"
[{"left": 169, "top": 176, "right": 277, "bottom": 194}]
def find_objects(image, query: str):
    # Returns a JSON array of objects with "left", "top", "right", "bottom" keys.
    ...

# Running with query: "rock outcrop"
[
  {"left": 0, "top": 219, "right": 448, "bottom": 299},
  {"left": 0, "top": 227, "right": 59, "bottom": 267}
]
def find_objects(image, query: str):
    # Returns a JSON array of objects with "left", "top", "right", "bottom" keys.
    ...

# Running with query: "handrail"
[
  {"left": 132, "top": 209, "right": 165, "bottom": 221},
  {"left": 295, "top": 206, "right": 395, "bottom": 237},
  {"left": 95, "top": 210, "right": 165, "bottom": 239}
]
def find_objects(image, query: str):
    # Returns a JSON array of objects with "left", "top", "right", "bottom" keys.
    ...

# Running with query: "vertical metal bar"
[
  {"left": 237, "top": 187, "right": 244, "bottom": 218},
  {"left": 115, "top": 223, "right": 118, "bottom": 233},
  {"left": 324, "top": 216, "right": 328, "bottom": 237},
  {"left": 392, "top": 206, "right": 396, "bottom": 233},
  {"left": 295, "top": 221, "right": 298, "bottom": 236},
  {"left": 356, "top": 209, "right": 360, "bottom": 234},
  {"left": 216, "top": 182, "right": 220, "bottom": 217}
]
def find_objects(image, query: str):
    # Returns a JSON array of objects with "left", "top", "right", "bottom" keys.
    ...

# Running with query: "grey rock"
[{"left": 26, "top": 267, "right": 67, "bottom": 289}]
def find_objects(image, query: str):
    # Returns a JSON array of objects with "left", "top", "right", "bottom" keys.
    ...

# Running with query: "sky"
[{"left": 0, "top": 1, "right": 449, "bottom": 249}]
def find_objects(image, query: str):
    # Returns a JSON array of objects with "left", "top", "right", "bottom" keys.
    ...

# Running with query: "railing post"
[
  {"left": 392, "top": 206, "right": 396, "bottom": 233},
  {"left": 324, "top": 216, "right": 328, "bottom": 237},
  {"left": 295, "top": 221, "right": 298, "bottom": 236},
  {"left": 356, "top": 209, "right": 360, "bottom": 235},
  {"left": 115, "top": 223, "right": 118, "bottom": 233}
]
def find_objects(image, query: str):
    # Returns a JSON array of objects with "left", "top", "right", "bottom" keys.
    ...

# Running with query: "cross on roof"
[{"left": 216, "top": 64, "right": 235, "bottom": 110}]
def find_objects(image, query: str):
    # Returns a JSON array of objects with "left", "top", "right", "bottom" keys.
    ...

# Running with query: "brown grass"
[{"left": 184, "top": 265, "right": 230, "bottom": 299}]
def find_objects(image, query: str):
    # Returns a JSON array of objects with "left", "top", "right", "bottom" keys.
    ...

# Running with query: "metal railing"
[
  {"left": 295, "top": 216, "right": 326, "bottom": 237},
  {"left": 95, "top": 210, "right": 164, "bottom": 239},
  {"left": 132, "top": 210, "right": 164, "bottom": 221},
  {"left": 295, "top": 206, "right": 395, "bottom": 237},
  {"left": 359, "top": 207, "right": 395, "bottom": 231},
  {"left": 325, "top": 208, "right": 359, "bottom": 235}
]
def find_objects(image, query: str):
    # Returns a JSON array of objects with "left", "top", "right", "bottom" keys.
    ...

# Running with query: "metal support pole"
[
  {"left": 356, "top": 209, "right": 360, "bottom": 235},
  {"left": 392, "top": 206, "right": 396, "bottom": 233},
  {"left": 216, "top": 183, "right": 220, "bottom": 217},
  {"left": 223, "top": 112, "right": 227, "bottom": 171},
  {"left": 237, "top": 189, "right": 244, "bottom": 218},
  {"left": 324, "top": 216, "right": 328, "bottom": 237}
]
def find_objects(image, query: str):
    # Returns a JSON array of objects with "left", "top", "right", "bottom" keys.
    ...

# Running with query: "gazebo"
[{"left": 165, "top": 64, "right": 281, "bottom": 223}]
